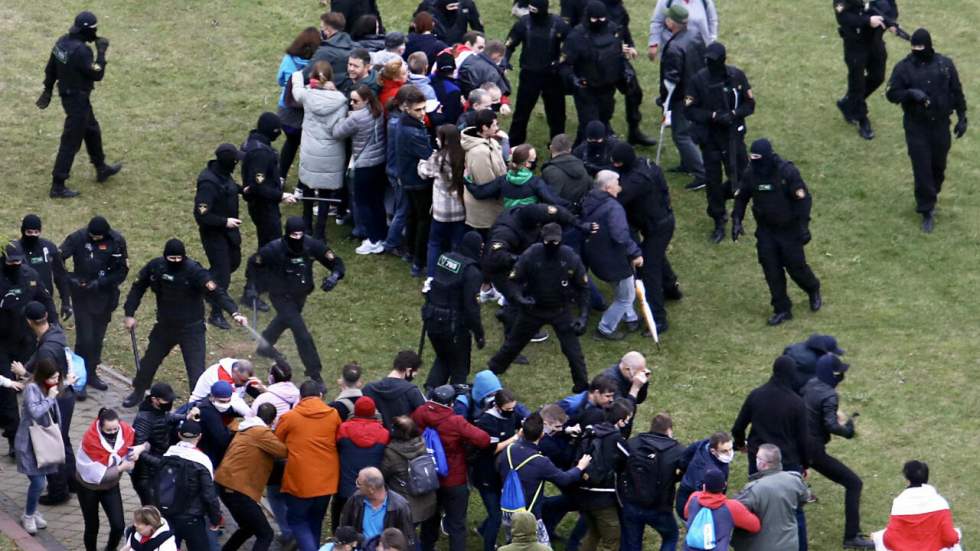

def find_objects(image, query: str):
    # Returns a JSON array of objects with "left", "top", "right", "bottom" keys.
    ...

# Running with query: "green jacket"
[{"left": 499, "top": 511, "right": 551, "bottom": 551}]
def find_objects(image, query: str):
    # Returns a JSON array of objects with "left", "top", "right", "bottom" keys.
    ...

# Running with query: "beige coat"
[{"left": 461, "top": 127, "right": 507, "bottom": 229}]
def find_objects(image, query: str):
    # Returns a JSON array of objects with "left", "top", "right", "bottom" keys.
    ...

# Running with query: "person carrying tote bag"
[{"left": 15, "top": 358, "right": 74, "bottom": 534}]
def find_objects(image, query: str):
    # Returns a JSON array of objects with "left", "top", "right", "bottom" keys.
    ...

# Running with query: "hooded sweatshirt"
[
  {"left": 275, "top": 397, "right": 342, "bottom": 497},
  {"left": 498, "top": 511, "right": 550, "bottom": 551},
  {"left": 250, "top": 381, "right": 300, "bottom": 428},
  {"left": 411, "top": 401, "right": 491, "bottom": 487},
  {"left": 684, "top": 490, "right": 761, "bottom": 550},
  {"left": 336, "top": 416, "right": 391, "bottom": 498},
  {"left": 465, "top": 168, "right": 569, "bottom": 210},
  {"left": 363, "top": 377, "right": 426, "bottom": 428},
  {"left": 731, "top": 359, "right": 810, "bottom": 468},
  {"left": 381, "top": 437, "right": 438, "bottom": 523}
]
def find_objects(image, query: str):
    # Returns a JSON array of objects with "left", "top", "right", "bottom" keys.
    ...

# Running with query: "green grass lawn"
[{"left": 2, "top": 0, "right": 978, "bottom": 548}]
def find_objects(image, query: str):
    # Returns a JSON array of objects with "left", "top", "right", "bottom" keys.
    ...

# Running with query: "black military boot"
[
  {"left": 122, "top": 388, "right": 146, "bottom": 408},
  {"left": 767, "top": 311, "right": 793, "bottom": 326},
  {"left": 922, "top": 211, "right": 935, "bottom": 233},
  {"left": 857, "top": 118, "right": 874, "bottom": 140},
  {"left": 710, "top": 218, "right": 726, "bottom": 244},
  {"left": 96, "top": 162, "right": 123, "bottom": 183},
  {"left": 809, "top": 290, "right": 823, "bottom": 312},
  {"left": 836, "top": 97, "right": 856, "bottom": 124},
  {"left": 49, "top": 179, "right": 80, "bottom": 199},
  {"left": 842, "top": 536, "right": 875, "bottom": 549},
  {"left": 627, "top": 127, "right": 657, "bottom": 147}
]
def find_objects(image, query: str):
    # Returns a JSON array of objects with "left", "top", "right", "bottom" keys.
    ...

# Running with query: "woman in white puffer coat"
[{"left": 291, "top": 60, "right": 348, "bottom": 241}]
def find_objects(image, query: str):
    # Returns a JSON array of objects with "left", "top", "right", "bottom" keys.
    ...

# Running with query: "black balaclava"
[
  {"left": 529, "top": 0, "right": 549, "bottom": 22},
  {"left": 816, "top": 354, "right": 848, "bottom": 388},
  {"left": 88, "top": 216, "right": 111, "bottom": 242},
  {"left": 163, "top": 239, "right": 186, "bottom": 272},
  {"left": 911, "top": 28, "right": 934, "bottom": 63},
  {"left": 704, "top": 42, "right": 727, "bottom": 78},
  {"left": 2, "top": 262, "right": 19, "bottom": 280},
  {"left": 585, "top": 1, "right": 608, "bottom": 32},
  {"left": 750, "top": 138, "right": 777, "bottom": 179},
  {"left": 585, "top": 121, "right": 607, "bottom": 160},
  {"left": 770, "top": 355, "right": 797, "bottom": 388},
  {"left": 285, "top": 217, "right": 306, "bottom": 254},
  {"left": 257, "top": 112, "right": 282, "bottom": 142},
  {"left": 610, "top": 142, "right": 636, "bottom": 171},
  {"left": 71, "top": 11, "right": 99, "bottom": 42},
  {"left": 20, "top": 214, "right": 42, "bottom": 249},
  {"left": 215, "top": 144, "right": 241, "bottom": 175},
  {"left": 541, "top": 222, "right": 562, "bottom": 256},
  {"left": 457, "top": 231, "right": 484, "bottom": 261}
]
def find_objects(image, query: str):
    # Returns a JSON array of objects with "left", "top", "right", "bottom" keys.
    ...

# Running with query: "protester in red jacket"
[
  {"left": 333, "top": 397, "right": 390, "bottom": 530},
  {"left": 683, "top": 469, "right": 761, "bottom": 551},
  {"left": 411, "top": 385, "right": 490, "bottom": 551}
]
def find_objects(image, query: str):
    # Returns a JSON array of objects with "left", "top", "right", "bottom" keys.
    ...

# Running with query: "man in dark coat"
[
  {"left": 130, "top": 383, "right": 180, "bottom": 505},
  {"left": 458, "top": 40, "right": 511, "bottom": 97},
  {"left": 542, "top": 134, "right": 592, "bottom": 213}
]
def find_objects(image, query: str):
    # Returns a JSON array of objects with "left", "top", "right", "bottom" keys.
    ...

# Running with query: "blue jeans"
[
  {"left": 477, "top": 486, "right": 502, "bottom": 551},
  {"left": 620, "top": 502, "right": 678, "bottom": 551},
  {"left": 284, "top": 494, "right": 331, "bottom": 551},
  {"left": 266, "top": 484, "right": 292, "bottom": 538},
  {"left": 670, "top": 108, "right": 705, "bottom": 181},
  {"left": 383, "top": 179, "right": 409, "bottom": 250},
  {"left": 426, "top": 220, "right": 466, "bottom": 277},
  {"left": 353, "top": 164, "right": 388, "bottom": 243},
  {"left": 25, "top": 475, "right": 46, "bottom": 515},
  {"left": 598, "top": 276, "right": 638, "bottom": 334}
]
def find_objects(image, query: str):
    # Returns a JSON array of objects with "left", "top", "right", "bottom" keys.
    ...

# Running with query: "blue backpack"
[
  {"left": 684, "top": 499, "right": 733, "bottom": 551},
  {"left": 64, "top": 347, "right": 87, "bottom": 392},
  {"left": 423, "top": 427, "right": 449, "bottom": 477},
  {"left": 500, "top": 444, "right": 543, "bottom": 513}
]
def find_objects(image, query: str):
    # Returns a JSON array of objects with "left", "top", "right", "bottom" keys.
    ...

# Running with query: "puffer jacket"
[
  {"left": 461, "top": 128, "right": 507, "bottom": 229},
  {"left": 131, "top": 398, "right": 180, "bottom": 484},
  {"left": 381, "top": 437, "right": 438, "bottom": 523},
  {"left": 291, "top": 71, "right": 349, "bottom": 189},
  {"left": 336, "top": 416, "right": 390, "bottom": 498},
  {"left": 332, "top": 107, "right": 387, "bottom": 169}
]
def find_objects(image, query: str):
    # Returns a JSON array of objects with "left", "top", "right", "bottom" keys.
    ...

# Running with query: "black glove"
[
  {"left": 801, "top": 227, "right": 812, "bottom": 245},
  {"left": 907, "top": 88, "right": 930, "bottom": 105},
  {"left": 571, "top": 316, "right": 588, "bottom": 336},
  {"left": 714, "top": 110, "right": 734, "bottom": 126},
  {"left": 321, "top": 274, "right": 340, "bottom": 293},
  {"left": 655, "top": 96, "right": 664, "bottom": 108},
  {"left": 731, "top": 219, "right": 744, "bottom": 242},
  {"left": 475, "top": 335, "right": 486, "bottom": 350},
  {"left": 954, "top": 115, "right": 968, "bottom": 139},
  {"left": 516, "top": 294, "right": 536, "bottom": 307},
  {"left": 95, "top": 37, "right": 110, "bottom": 55},
  {"left": 242, "top": 286, "right": 258, "bottom": 306},
  {"left": 36, "top": 89, "right": 52, "bottom": 110},
  {"left": 573, "top": 77, "right": 587, "bottom": 89},
  {"left": 60, "top": 302, "right": 73, "bottom": 321}
]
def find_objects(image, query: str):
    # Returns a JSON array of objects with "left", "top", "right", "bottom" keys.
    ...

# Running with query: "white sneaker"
[
  {"left": 33, "top": 512, "right": 47, "bottom": 529},
  {"left": 355, "top": 240, "right": 385, "bottom": 255},
  {"left": 21, "top": 514, "right": 36, "bottom": 535},
  {"left": 479, "top": 286, "right": 502, "bottom": 304},
  {"left": 422, "top": 277, "right": 433, "bottom": 294}
]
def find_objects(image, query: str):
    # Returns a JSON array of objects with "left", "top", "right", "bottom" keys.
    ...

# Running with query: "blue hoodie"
[
  {"left": 277, "top": 54, "right": 311, "bottom": 108},
  {"left": 679, "top": 439, "right": 730, "bottom": 492},
  {"left": 453, "top": 370, "right": 531, "bottom": 420}
]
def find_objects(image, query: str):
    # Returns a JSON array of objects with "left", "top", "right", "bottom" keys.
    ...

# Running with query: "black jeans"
[
  {"left": 167, "top": 515, "right": 211, "bottom": 551},
  {"left": 810, "top": 445, "right": 863, "bottom": 539},
  {"left": 702, "top": 137, "right": 748, "bottom": 222},
  {"left": 352, "top": 164, "right": 389, "bottom": 243},
  {"left": 298, "top": 182, "right": 331, "bottom": 242},
  {"left": 45, "top": 389, "right": 76, "bottom": 499},
  {"left": 755, "top": 225, "right": 820, "bottom": 314},
  {"left": 639, "top": 216, "right": 677, "bottom": 327},
  {"left": 617, "top": 61, "right": 644, "bottom": 131},
  {"left": 405, "top": 188, "right": 433, "bottom": 270},
  {"left": 509, "top": 69, "right": 566, "bottom": 146},
  {"left": 77, "top": 484, "right": 125, "bottom": 551},
  {"left": 904, "top": 118, "right": 951, "bottom": 214},
  {"left": 425, "top": 328, "right": 473, "bottom": 389},
  {"left": 132, "top": 321, "right": 207, "bottom": 394},
  {"left": 219, "top": 486, "right": 274, "bottom": 551},
  {"left": 488, "top": 307, "right": 588, "bottom": 392},
  {"left": 200, "top": 231, "right": 242, "bottom": 315},
  {"left": 280, "top": 128, "right": 302, "bottom": 180},
  {"left": 841, "top": 37, "right": 887, "bottom": 121},
  {"left": 420, "top": 484, "right": 469, "bottom": 551},
  {"left": 573, "top": 85, "right": 616, "bottom": 145},
  {"left": 53, "top": 91, "right": 105, "bottom": 182},
  {"left": 75, "top": 307, "right": 112, "bottom": 381},
  {"left": 262, "top": 293, "right": 321, "bottom": 380}
]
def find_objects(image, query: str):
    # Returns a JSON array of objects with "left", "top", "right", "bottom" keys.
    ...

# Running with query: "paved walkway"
[{"left": 0, "top": 365, "right": 265, "bottom": 550}]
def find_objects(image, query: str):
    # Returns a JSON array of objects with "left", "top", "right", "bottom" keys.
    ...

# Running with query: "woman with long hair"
[
  {"left": 277, "top": 26, "right": 320, "bottom": 180},
  {"left": 14, "top": 358, "right": 73, "bottom": 534},
  {"left": 420, "top": 124, "right": 468, "bottom": 277},
  {"left": 291, "top": 60, "right": 349, "bottom": 240},
  {"left": 378, "top": 58, "right": 408, "bottom": 112},
  {"left": 333, "top": 85, "right": 389, "bottom": 254},
  {"left": 75, "top": 407, "right": 147, "bottom": 551}
]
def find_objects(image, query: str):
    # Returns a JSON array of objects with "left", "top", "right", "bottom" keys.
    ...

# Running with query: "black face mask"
[
  {"left": 79, "top": 29, "right": 98, "bottom": 43},
  {"left": 287, "top": 236, "right": 305, "bottom": 254},
  {"left": 588, "top": 19, "right": 606, "bottom": 32},
  {"left": 527, "top": 159, "right": 538, "bottom": 172},
  {"left": 217, "top": 158, "right": 238, "bottom": 174},
  {"left": 3, "top": 263, "right": 21, "bottom": 279},
  {"left": 100, "top": 430, "right": 118, "bottom": 446},
  {"left": 20, "top": 235, "right": 39, "bottom": 250},
  {"left": 586, "top": 141, "right": 604, "bottom": 159},
  {"left": 544, "top": 241, "right": 561, "bottom": 256},
  {"left": 491, "top": 103, "right": 502, "bottom": 113},
  {"left": 166, "top": 259, "right": 184, "bottom": 273},
  {"left": 156, "top": 400, "right": 173, "bottom": 412},
  {"left": 706, "top": 58, "right": 726, "bottom": 77},
  {"left": 499, "top": 409, "right": 515, "bottom": 418},
  {"left": 405, "top": 370, "right": 416, "bottom": 382},
  {"left": 751, "top": 158, "right": 776, "bottom": 178},
  {"left": 912, "top": 48, "right": 934, "bottom": 63}
]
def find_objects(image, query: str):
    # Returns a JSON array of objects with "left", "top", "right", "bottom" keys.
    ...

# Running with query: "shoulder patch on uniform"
[
  {"left": 197, "top": 203, "right": 208, "bottom": 214},
  {"left": 684, "top": 96, "right": 694, "bottom": 107},
  {"left": 326, "top": 250, "right": 336, "bottom": 260},
  {"left": 205, "top": 280, "right": 217, "bottom": 291},
  {"left": 509, "top": 270, "right": 518, "bottom": 279},
  {"left": 746, "top": 89, "right": 754, "bottom": 99},
  {"left": 546, "top": 205, "right": 557, "bottom": 215},
  {"left": 834, "top": 2, "right": 845, "bottom": 13},
  {"left": 92, "top": 63, "right": 102, "bottom": 72},
  {"left": 29, "top": 281, "right": 36, "bottom": 287},
  {"left": 795, "top": 188, "right": 806, "bottom": 199},
  {"left": 255, "top": 173, "right": 265, "bottom": 184},
  {"left": 491, "top": 242, "right": 503, "bottom": 250}
]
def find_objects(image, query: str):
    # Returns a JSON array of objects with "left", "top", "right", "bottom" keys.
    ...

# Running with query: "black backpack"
[
  {"left": 617, "top": 436, "right": 678, "bottom": 508},
  {"left": 155, "top": 456, "right": 190, "bottom": 516},
  {"left": 405, "top": 452, "right": 441, "bottom": 496},
  {"left": 577, "top": 426, "right": 618, "bottom": 487}
]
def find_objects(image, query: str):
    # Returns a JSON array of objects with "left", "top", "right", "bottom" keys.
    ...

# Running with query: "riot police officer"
[
  {"left": 416, "top": 0, "right": 485, "bottom": 45},
  {"left": 195, "top": 143, "right": 244, "bottom": 330},
  {"left": 241, "top": 112, "right": 296, "bottom": 312},
  {"left": 15, "top": 214, "right": 72, "bottom": 320},
  {"left": 602, "top": 0, "right": 656, "bottom": 145},
  {"left": 422, "top": 231, "right": 485, "bottom": 390},
  {"left": 833, "top": 0, "right": 899, "bottom": 140},
  {"left": 251, "top": 217, "right": 346, "bottom": 383},
  {"left": 732, "top": 139, "right": 821, "bottom": 326},
  {"left": 504, "top": 0, "right": 571, "bottom": 146},
  {"left": 37, "top": 11, "right": 122, "bottom": 198},
  {"left": 488, "top": 223, "right": 590, "bottom": 392},
  {"left": 121, "top": 239, "right": 247, "bottom": 408},
  {"left": 885, "top": 28, "right": 967, "bottom": 233},
  {"left": 562, "top": 1, "right": 626, "bottom": 145},
  {"left": 0, "top": 243, "right": 57, "bottom": 452},
  {"left": 60, "top": 216, "right": 129, "bottom": 398},
  {"left": 685, "top": 42, "right": 755, "bottom": 242}
]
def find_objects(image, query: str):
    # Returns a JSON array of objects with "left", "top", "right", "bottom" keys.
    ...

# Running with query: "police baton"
[
  {"left": 417, "top": 321, "right": 427, "bottom": 360},
  {"left": 252, "top": 297, "right": 259, "bottom": 329},
  {"left": 129, "top": 327, "right": 142, "bottom": 374},
  {"left": 655, "top": 87, "right": 675, "bottom": 166}
]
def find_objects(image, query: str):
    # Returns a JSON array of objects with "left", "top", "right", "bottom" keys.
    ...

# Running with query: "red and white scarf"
[{"left": 76, "top": 419, "right": 135, "bottom": 485}]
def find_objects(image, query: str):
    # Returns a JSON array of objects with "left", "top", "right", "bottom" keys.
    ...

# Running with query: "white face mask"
[
  {"left": 213, "top": 400, "right": 232, "bottom": 413},
  {"left": 716, "top": 451, "right": 735, "bottom": 464}
]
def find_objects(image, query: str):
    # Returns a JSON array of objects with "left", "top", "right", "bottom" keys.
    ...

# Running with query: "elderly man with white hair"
[{"left": 580, "top": 170, "right": 644, "bottom": 341}]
